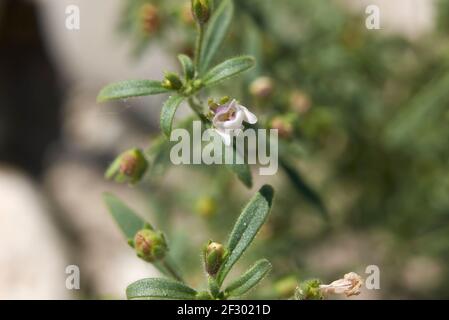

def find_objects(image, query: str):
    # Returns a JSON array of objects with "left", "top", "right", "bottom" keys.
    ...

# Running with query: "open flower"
[
  {"left": 212, "top": 99, "right": 257, "bottom": 146},
  {"left": 319, "top": 272, "right": 363, "bottom": 297}
]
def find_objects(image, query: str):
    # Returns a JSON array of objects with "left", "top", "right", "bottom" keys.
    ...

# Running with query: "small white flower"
[
  {"left": 212, "top": 99, "right": 257, "bottom": 146},
  {"left": 319, "top": 272, "right": 363, "bottom": 297}
]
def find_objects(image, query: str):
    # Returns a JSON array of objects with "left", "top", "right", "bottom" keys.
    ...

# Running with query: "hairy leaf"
[
  {"left": 225, "top": 259, "right": 272, "bottom": 297},
  {"left": 217, "top": 185, "right": 274, "bottom": 285},
  {"left": 178, "top": 54, "right": 195, "bottom": 80},
  {"left": 280, "top": 158, "right": 327, "bottom": 218},
  {"left": 202, "top": 56, "right": 255, "bottom": 87},
  {"left": 199, "top": 0, "right": 234, "bottom": 74},
  {"left": 103, "top": 193, "right": 146, "bottom": 240},
  {"left": 126, "top": 278, "right": 197, "bottom": 300},
  {"left": 160, "top": 95, "right": 185, "bottom": 137},
  {"left": 224, "top": 145, "right": 252, "bottom": 188},
  {"left": 97, "top": 80, "right": 170, "bottom": 102}
]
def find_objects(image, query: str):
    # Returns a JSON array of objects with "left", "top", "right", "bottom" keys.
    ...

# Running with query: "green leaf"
[
  {"left": 226, "top": 163, "right": 252, "bottom": 188},
  {"left": 279, "top": 158, "right": 327, "bottom": 218},
  {"left": 97, "top": 80, "right": 170, "bottom": 102},
  {"left": 103, "top": 193, "right": 146, "bottom": 240},
  {"left": 217, "top": 185, "right": 274, "bottom": 285},
  {"left": 202, "top": 56, "right": 255, "bottom": 87},
  {"left": 224, "top": 259, "right": 272, "bottom": 297},
  {"left": 178, "top": 54, "right": 195, "bottom": 80},
  {"left": 199, "top": 0, "right": 234, "bottom": 74},
  {"left": 126, "top": 278, "right": 197, "bottom": 300},
  {"left": 384, "top": 70, "right": 449, "bottom": 151},
  {"left": 160, "top": 95, "right": 185, "bottom": 137},
  {"left": 224, "top": 145, "right": 252, "bottom": 188}
]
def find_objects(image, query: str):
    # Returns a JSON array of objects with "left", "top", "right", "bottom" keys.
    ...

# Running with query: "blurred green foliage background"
[
  {"left": 112, "top": 0, "right": 449, "bottom": 299},
  {"left": 2, "top": 0, "right": 448, "bottom": 299}
]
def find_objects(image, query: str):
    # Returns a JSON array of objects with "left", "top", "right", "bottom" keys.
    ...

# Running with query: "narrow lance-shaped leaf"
[
  {"left": 224, "top": 259, "right": 272, "bottom": 297},
  {"left": 103, "top": 193, "right": 183, "bottom": 281},
  {"left": 217, "top": 185, "right": 274, "bottom": 285},
  {"left": 160, "top": 95, "right": 185, "bottom": 137},
  {"left": 226, "top": 162, "right": 252, "bottom": 188},
  {"left": 126, "top": 278, "right": 197, "bottom": 300},
  {"left": 202, "top": 56, "right": 255, "bottom": 88},
  {"left": 224, "top": 145, "right": 252, "bottom": 188},
  {"left": 103, "top": 193, "right": 146, "bottom": 240},
  {"left": 97, "top": 80, "right": 170, "bottom": 102},
  {"left": 178, "top": 54, "right": 195, "bottom": 80},
  {"left": 199, "top": 0, "right": 234, "bottom": 74},
  {"left": 384, "top": 70, "right": 449, "bottom": 149},
  {"left": 279, "top": 158, "right": 327, "bottom": 219}
]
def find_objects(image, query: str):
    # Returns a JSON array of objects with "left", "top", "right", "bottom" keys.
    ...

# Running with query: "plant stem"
[
  {"left": 188, "top": 97, "right": 210, "bottom": 125},
  {"left": 194, "top": 23, "right": 205, "bottom": 70},
  {"left": 208, "top": 275, "right": 220, "bottom": 298},
  {"left": 162, "top": 258, "right": 184, "bottom": 283}
]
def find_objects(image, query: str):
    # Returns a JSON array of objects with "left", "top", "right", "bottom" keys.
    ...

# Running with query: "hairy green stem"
[
  {"left": 162, "top": 258, "right": 184, "bottom": 283},
  {"left": 194, "top": 23, "right": 205, "bottom": 70},
  {"left": 188, "top": 97, "right": 210, "bottom": 125}
]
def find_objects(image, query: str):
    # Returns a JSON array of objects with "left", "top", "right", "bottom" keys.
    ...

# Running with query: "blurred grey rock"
[
  {"left": 44, "top": 160, "right": 159, "bottom": 298},
  {"left": 61, "top": 89, "right": 152, "bottom": 155},
  {"left": 34, "top": 0, "right": 172, "bottom": 86},
  {"left": 0, "top": 166, "right": 71, "bottom": 299}
]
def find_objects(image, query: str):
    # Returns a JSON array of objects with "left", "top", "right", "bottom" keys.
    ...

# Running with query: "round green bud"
[
  {"left": 162, "top": 72, "right": 183, "bottom": 90},
  {"left": 289, "top": 90, "right": 311, "bottom": 114},
  {"left": 192, "top": 0, "right": 211, "bottom": 25},
  {"left": 193, "top": 79, "right": 203, "bottom": 89},
  {"left": 274, "top": 276, "right": 298, "bottom": 298},
  {"left": 134, "top": 229, "right": 168, "bottom": 262},
  {"left": 195, "top": 196, "right": 217, "bottom": 218},
  {"left": 219, "top": 96, "right": 230, "bottom": 104},
  {"left": 105, "top": 148, "right": 148, "bottom": 184},
  {"left": 249, "top": 77, "right": 274, "bottom": 98},
  {"left": 203, "top": 241, "right": 226, "bottom": 276},
  {"left": 294, "top": 279, "right": 323, "bottom": 300},
  {"left": 207, "top": 98, "right": 219, "bottom": 112},
  {"left": 270, "top": 116, "right": 294, "bottom": 139},
  {"left": 140, "top": 3, "right": 160, "bottom": 35}
]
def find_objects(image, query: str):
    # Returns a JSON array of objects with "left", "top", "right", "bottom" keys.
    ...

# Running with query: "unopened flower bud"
[
  {"left": 162, "top": 72, "right": 183, "bottom": 90},
  {"left": 289, "top": 90, "right": 311, "bottom": 114},
  {"left": 249, "top": 77, "right": 274, "bottom": 98},
  {"left": 191, "top": 0, "right": 211, "bottom": 25},
  {"left": 203, "top": 241, "right": 226, "bottom": 276},
  {"left": 295, "top": 279, "right": 323, "bottom": 300},
  {"left": 181, "top": 2, "right": 195, "bottom": 25},
  {"left": 193, "top": 79, "right": 203, "bottom": 89},
  {"left": 274, "top": 276, "right": 298, "bottom": 298},
  {"left": 140, "top": 4, "right": 160, "bottom": 35},
  {"left": 105, "top": 148, "right": 148, "bottom": 184},
  {"left": 270, "top": 116, "right": 294, "bottom": 139},
  {"left": 219, "top": 96, "right": 230, "bottom": 104},
  {"left": 195, "top": 196, "right": 217, "bottom": 218},
  {"left": 134, "top": 228, "right": 168, "bottom": 262},
  {"left": 208, "top": 98, "right": 219, "bottom": 111}
]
